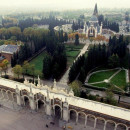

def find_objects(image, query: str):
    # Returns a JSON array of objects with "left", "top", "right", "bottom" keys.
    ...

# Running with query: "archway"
[
  {"left": 7, "top": 90, "right": 13, "bottom": 101},
  {"left": 116, "top": 123, "right": 127, "bottom": 130},
  {"left": 37, "top": 100, "right": 45, "bottom": 112},
  {"left": 106, "top": 120, "right": 116, "bottom": 130},
  {"left": 54, "top": 105, "right": 62, "bottom": 119},
  {"left": 78, "top": 112, "right": 86, "bottom": 125},
  {"left": 96, "top": 117, "right": 105, "bottom": 130},
  {"left": 23, "top": 96, "right": 30, "bottom": 108},
  {"left": 69, "top": 109, "right": 77, "bottom": 123},
  {"left": 12, "top": 93, "right": 17, "bottom": 102},
  {"left": 87, "top": 115, "right": 96, "bottom": 128},
  {"left": 2, "top": 89, "right": 8, "bottom": 99}
]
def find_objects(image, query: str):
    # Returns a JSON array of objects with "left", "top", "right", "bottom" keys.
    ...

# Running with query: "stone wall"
[{"left": 0, "top": 77, "right": 130, "bottom": 122}]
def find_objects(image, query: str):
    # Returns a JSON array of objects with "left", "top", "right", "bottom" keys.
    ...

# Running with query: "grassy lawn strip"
[
  {"left": 65, "top": 44, "right": 84, "bottom": 49},
  {"left": 88, "top": 69, "right": 118, "bottom": 83},
  {"left": 66, "top": 50, "right": 79, "bottom": 57},
  {"left": 29, "top": 51, "right": 47, "bottom": 71},
  {"left": 111, "top": 70, "right": 126, "bottom": 89},
  {"left": 65, "top": 44, "right": 84, "bottom": 66}
]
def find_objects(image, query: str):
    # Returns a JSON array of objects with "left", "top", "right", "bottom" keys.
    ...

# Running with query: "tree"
[
  {"left": 64, "top": 32, "right": 68, "bottom": 42},
  {"left": 12, "top": 65, "right": 22, "bottom": 79},
  {"left": 75, "top": 34, "right": 79, "bottom": 45},
  {"left": 0, "top": 59, "right": 9, "bottom": 75},
  {"left": 108, "top": 54, "right": 120, "bottom": 68},
  {"left": 22, "top": 61, "right": 30, "bottom": 78},
  {"left": 69, "top": 80, "right": 81, "bottom": 97},
  {"left": 22, "top": 61, "right": 30, "bottom": 74},
  {"left": 43, "top": 55, "right": 52, "bottom": 79},
  {"left": 105, "top": 84, "right": 117, "bottom": 105},
  {"left": 29, "top": 64, "right": 35, "bottom": 82}
]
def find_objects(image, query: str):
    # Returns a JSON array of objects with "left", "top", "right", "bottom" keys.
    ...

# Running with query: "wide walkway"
[{"left": 0, "top": 107, "right": 61, "bottom": 130}]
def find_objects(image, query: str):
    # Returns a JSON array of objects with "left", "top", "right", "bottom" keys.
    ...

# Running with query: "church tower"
[{"left": 93, "top": 3, "right": 98, "bottom": 17}]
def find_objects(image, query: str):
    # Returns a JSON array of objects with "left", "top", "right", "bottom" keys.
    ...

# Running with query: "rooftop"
[
  {"left": 2, "top": 45, "right": 19, "bottom": 54},
  {"left": 90, "top": 15, "right": 98, "bottom": 22},
  {"left": 0, "top": 45, "right": 7, "bottom": 53}
]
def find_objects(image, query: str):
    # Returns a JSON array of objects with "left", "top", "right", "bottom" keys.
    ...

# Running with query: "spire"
[{"left": 93, "top": 3, "right": 98, "bottom": 17}]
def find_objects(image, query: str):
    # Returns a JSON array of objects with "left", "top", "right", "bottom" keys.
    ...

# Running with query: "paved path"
[{"left": 59, "top": 43, "right": 89, "bottom": 85}]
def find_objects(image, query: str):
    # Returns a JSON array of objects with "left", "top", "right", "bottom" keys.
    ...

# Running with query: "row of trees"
[
  {"left": 18, "top": 16, "right": 69, "bottom": 31},
  {"left": 98, "top": 15, "right": 119, "bottom": 32},
  {"left": 11, "top": 28, "right": 68, "bottom": 67},
  {"left": 69, "top": 35, "right": 128, "bottom": 83},
  {"left": 12, "top": 61, "right": 37, "bottom": 81},
  {"left": 43, "top": 43, "right": 67, "bottom": 80}
]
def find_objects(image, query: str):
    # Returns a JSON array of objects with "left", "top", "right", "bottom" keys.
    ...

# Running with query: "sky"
[{"left": 0, "top": 0, "right": 130, "bottom": 9}]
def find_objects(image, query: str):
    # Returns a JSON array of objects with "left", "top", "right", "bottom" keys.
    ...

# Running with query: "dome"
[{"left": 90, "top": 15, "right": 98, "bottom": 22}]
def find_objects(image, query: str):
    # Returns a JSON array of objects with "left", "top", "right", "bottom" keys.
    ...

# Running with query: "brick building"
[{"left": 0, "top": 45, "right": 19, "bottom": 62}]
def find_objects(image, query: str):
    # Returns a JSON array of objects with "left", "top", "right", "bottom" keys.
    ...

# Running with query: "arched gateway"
[{"left": 0, "top": 77, "right": 130, "bottom": 130}]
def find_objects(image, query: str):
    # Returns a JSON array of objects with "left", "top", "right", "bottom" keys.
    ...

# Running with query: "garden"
[{"left": 87, "top": 68, "right": 127, "bottom": 91}]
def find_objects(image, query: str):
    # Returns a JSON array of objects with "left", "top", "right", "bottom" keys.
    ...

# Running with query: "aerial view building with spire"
[{"left": 0, "top": 1, "right": 129, "bottom": 130}]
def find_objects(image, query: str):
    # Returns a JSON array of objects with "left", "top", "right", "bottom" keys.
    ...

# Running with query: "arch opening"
[
  {"left": 87, "top": 115, "right": 95, "bottom": 128},
  {"left": 78, "top": 112, "right": 86, "bottom": 125},
  {"left": 116, "top": 124, "right": 127, "bottom": 130},
  {"left": 69, "top": 110, "right": 77, "bottom": 123},
  {"left": 106, "top": 121, "right": 116, "bottom": 130},
  {"left": 23, "top": 96, "right": 30, "bottom": 108},
  {"left": 96, "top": 118, "right": 105, "bottom": 130},
  {"left": 54, "top": 105, "right": 62, "bottom": 119}
]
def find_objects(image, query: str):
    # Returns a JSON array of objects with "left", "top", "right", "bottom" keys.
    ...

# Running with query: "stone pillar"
[
  {"left": 15, "top": 85, "right": 22, "bottom": 106},
  {"left": 29, "top": 84, "right": 36, "bottom": 110},
  {"left": 76, "top": 113, "right": 78, "bottom": 125},
  {"left": 45, "top": 90, "right": 52, "bottom": 116},
  {"left": 84, "top": 115, "right": 87, "bottom": 127},
  {"left": 114, "top": 124, "right": 117, "bottom": 130},
  {"left": 62, "top": 98, "right": 69, "bottom": 122},
  {"left": 29, "top": 96, "right": 36, "bottom": 110},
  {"left": 103, "top": 121, "right": 107, "bottom": 130},
  {"left": 94, "top": 118, "right": 97, "bottom": 128}
]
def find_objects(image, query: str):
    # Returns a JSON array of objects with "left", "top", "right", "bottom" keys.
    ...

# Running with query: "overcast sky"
[{"left": 0, "top": 0, "right": 130, "bottom": 9}]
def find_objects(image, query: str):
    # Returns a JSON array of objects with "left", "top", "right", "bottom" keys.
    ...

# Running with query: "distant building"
[
  {"left": 0, "top": 45, "right": 19, "bottom": 62},
  {"left": 83, "top": 4, "right": 102, "bottom": 37}
]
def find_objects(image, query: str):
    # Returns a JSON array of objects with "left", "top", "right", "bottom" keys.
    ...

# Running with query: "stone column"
[
  {"left": 103, "top": 121, "right": 107, "bottom": 130},
  {"left": 45, "top": 90, "right": 52, "bottom": 116},
  {"left": 84, "top": 115, "right": 87, "bottom": 128},
  {"left": 15, "top": 86, "right": 22, "bottom": 106},
  {"left": 62, "top": 99, "right": 69, "bottom": 122},
  {"left": 76, "top": 113, "right": 78, "bottom": 125},
  {"left": 29, "top": 84, "right": 36, "bottom": 110},
  {"left": 94, "top": 118, "right": 97, "bottom": 129},
  {"left": 30, "top": 98, "right": 36, "bottom": 110},
  {"left": 114, "top": 124, "right": 117, "bottom": 130}
]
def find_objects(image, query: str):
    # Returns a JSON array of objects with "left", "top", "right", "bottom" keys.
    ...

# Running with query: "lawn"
[
  {"left": 88, "top": 69, "right": 118, "bottom": 83},
  {"left": 65, "top": 44, "right": 84, "bottom": 66},
  {"left": 29, "top": 51, "right": 47, "bottom": 72},
  {"left": 66, "top": 50, "right": 79, "bottom": 57},
  {"left": 111, "top": 70, "right": 126, "bottom": 88}
]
